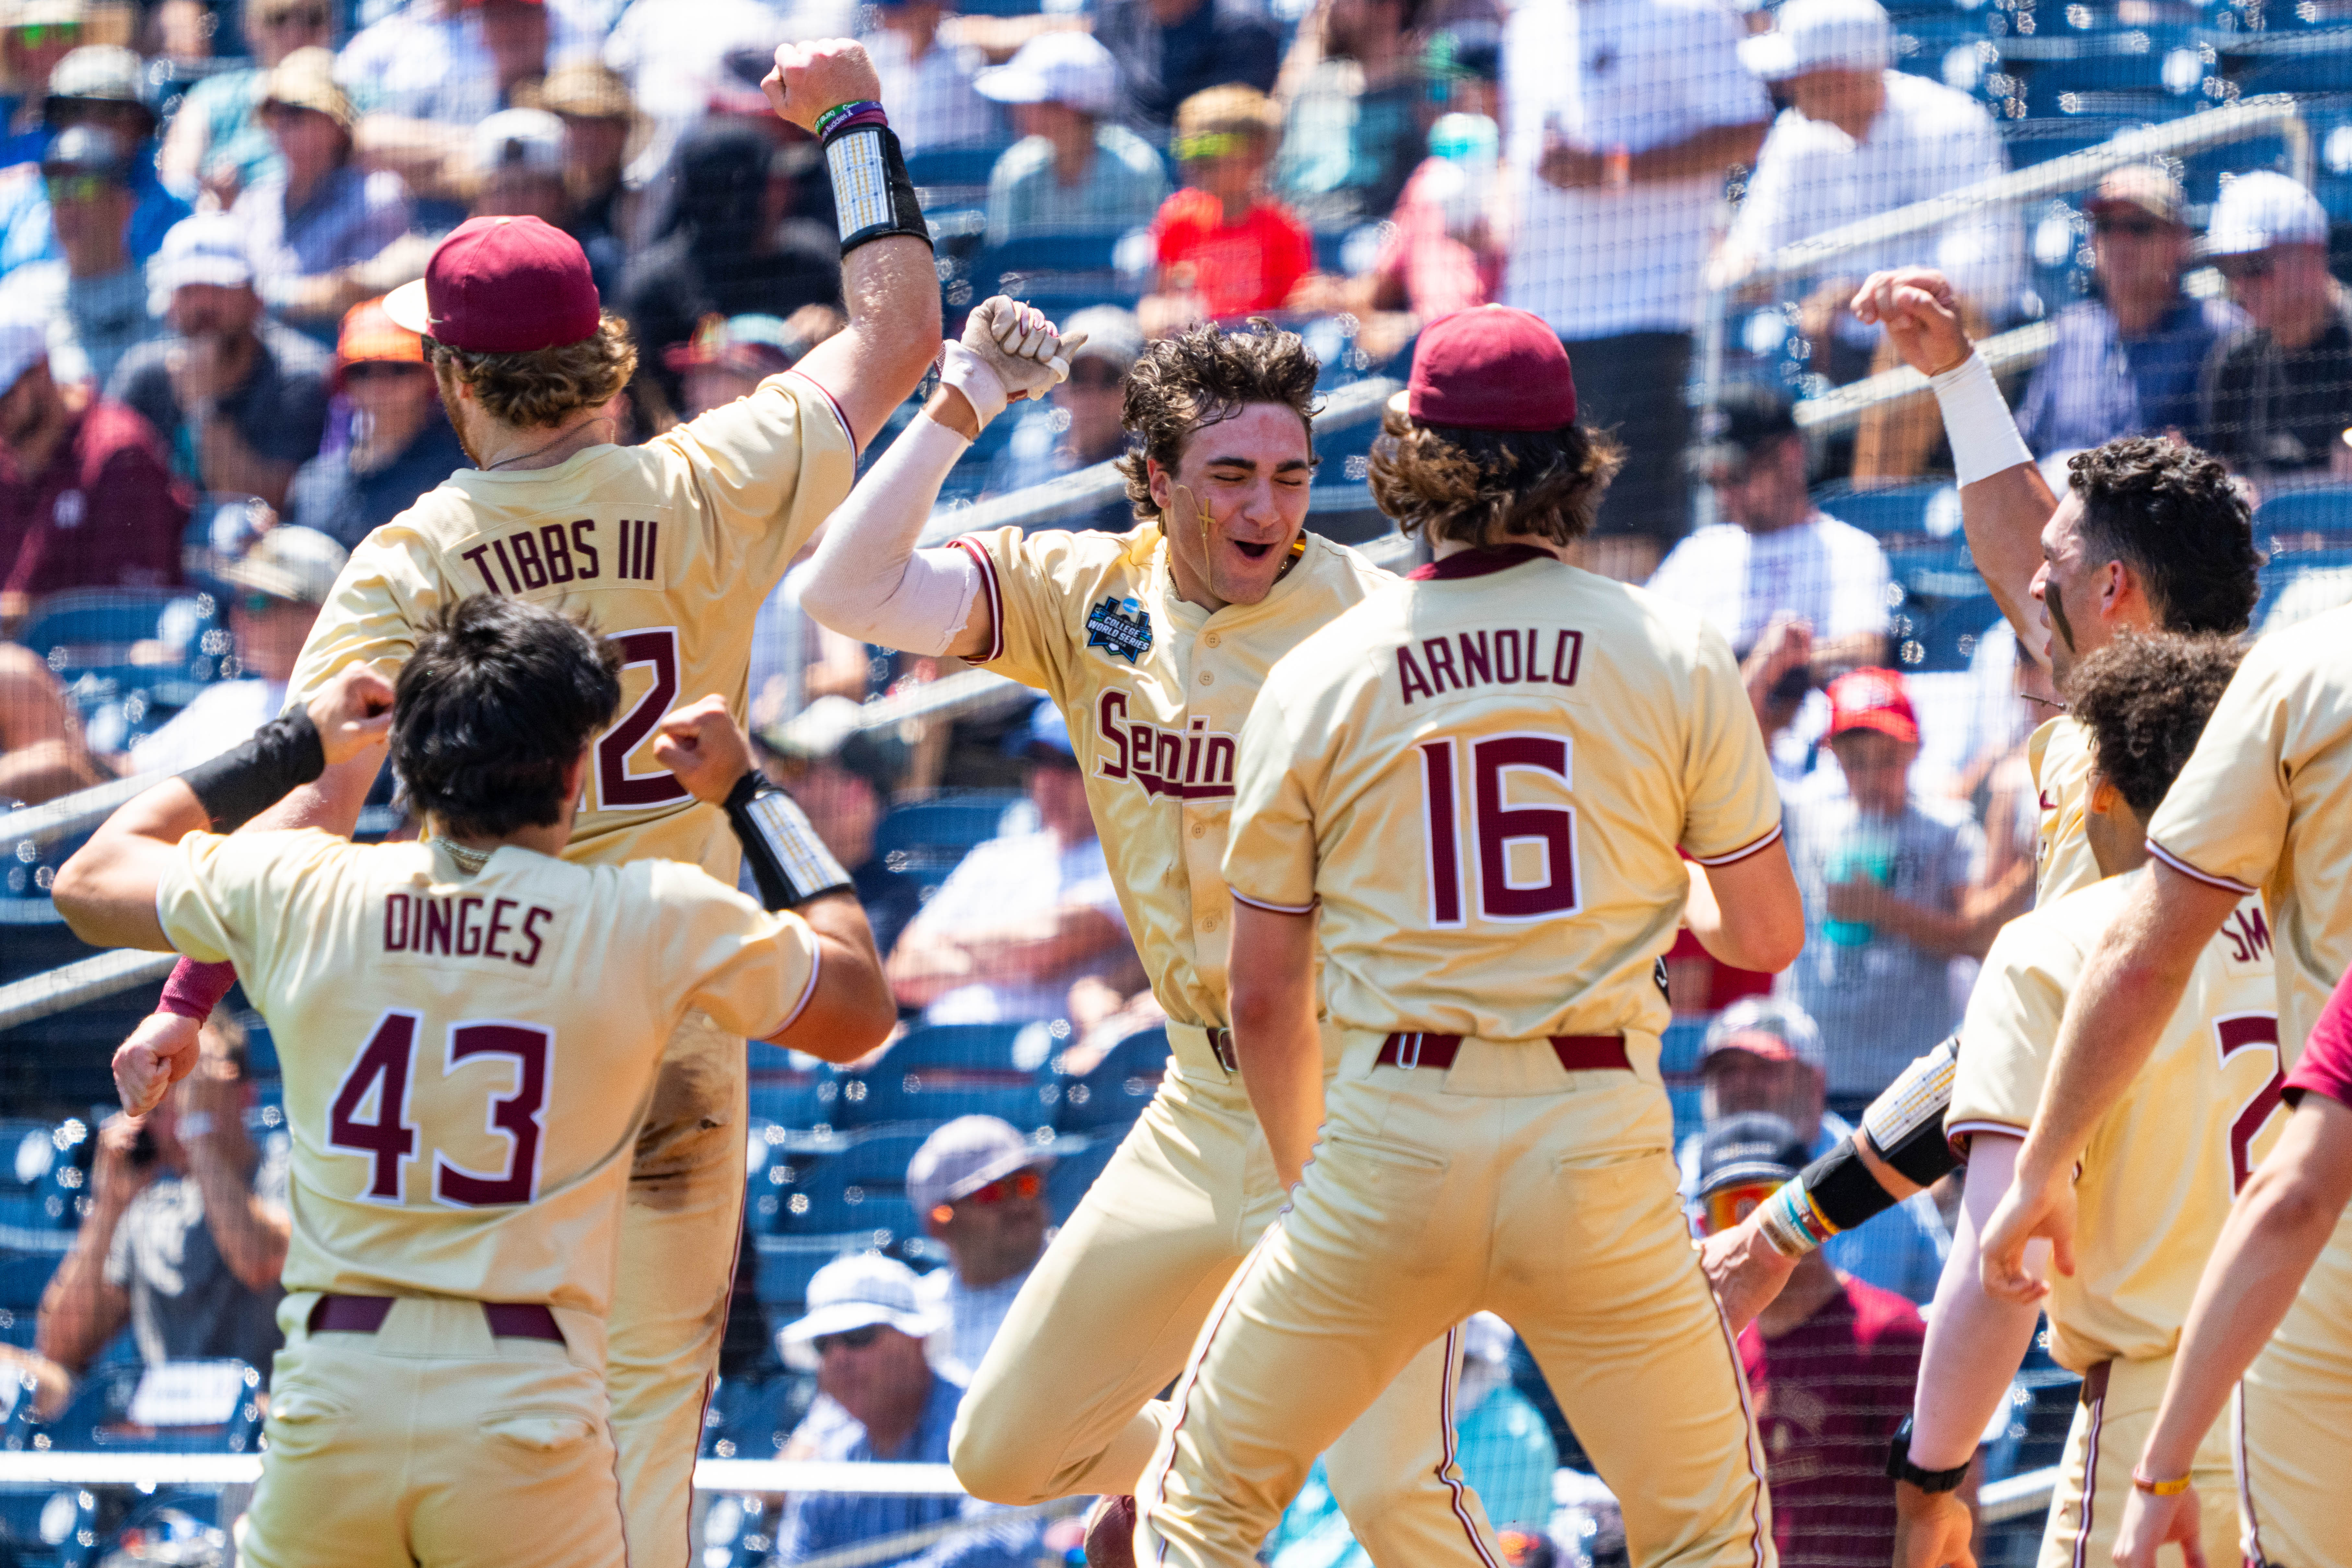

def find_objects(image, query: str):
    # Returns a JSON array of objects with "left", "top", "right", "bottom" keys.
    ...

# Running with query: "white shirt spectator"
[
  {"left": 1645, "top": 509, "right": 1892, "bottom": 654},
  {"left": 129, "top": 679, "right": 288, "bottom": 776},
  {"left": 338, "top": 0, "right": 607, "bottom": 124},
  {"left": 1499, "top": 0, "right": 1768, "bottom": 340},
  {"left": 864, "top": 29, "right": 1000, "bottom": 153},
  {"left": 1727, "top": 71, "right": 2020, "bottom": 320},
  {"left": 903, "top": 831, "right": 1127, "bottom": 1024},
  {"left": 916, "top": 1262, "right": 1033, "bottom": 1382}
]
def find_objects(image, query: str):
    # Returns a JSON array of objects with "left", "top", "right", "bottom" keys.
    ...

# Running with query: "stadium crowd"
[{"left": 0, "top": 0, "right": 2349, "bottom": 1562}]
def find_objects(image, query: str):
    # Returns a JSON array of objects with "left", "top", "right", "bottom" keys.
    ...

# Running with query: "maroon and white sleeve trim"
[
  {"left": 950, "top": 537, "right": 1004, "bottom": 663},
  {"left": 1231, "top": 889, "right": 1316, "bottom": 915},
  {"left": 2145, "top": 838, "right": 2257, "bottom": 896},
  {"left": 769, "top": 944, "right": 824, "bottom": 1038},
  {"left": 786, "top": 369, "right": 858, "bottom": 452},
  {"left": 1689, "top": 821, "right": 1785, "bottom": 868}
]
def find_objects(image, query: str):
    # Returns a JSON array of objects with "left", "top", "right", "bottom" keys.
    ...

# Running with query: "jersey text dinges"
[
  {"left": 457, "top": 517, "right": 664, "bottom": 597},
  {"left": 1095, "top": 690, "right": 1237, "bottom": 801},
  {"left": 1397, "top": 627, "right": 1585, "bottom": 704},
  {"left": 383, "top": 891, "right": 556, "bottom": 967}
]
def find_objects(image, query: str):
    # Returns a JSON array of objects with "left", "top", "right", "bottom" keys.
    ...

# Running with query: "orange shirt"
[{"left": 1153, "top": 188, "right": 1314, "bottom": 319}]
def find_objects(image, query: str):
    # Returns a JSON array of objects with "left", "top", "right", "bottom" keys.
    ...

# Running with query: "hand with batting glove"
[{"left": 938, "top": 296, "right": 1090, "bottom": 434}]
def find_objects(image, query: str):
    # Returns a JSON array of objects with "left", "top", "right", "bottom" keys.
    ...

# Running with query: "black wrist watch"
[{"left": 1885, "top": 1419, "right": 1973, "bottom": 1494}]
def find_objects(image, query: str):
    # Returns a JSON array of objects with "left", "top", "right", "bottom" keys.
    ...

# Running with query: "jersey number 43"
[
  {"left": 1418, "top": 733, "right": 1583, "bottom": 926},
  {"left": 328, "top": 1010, "right": 551, "bottom": 1207}
]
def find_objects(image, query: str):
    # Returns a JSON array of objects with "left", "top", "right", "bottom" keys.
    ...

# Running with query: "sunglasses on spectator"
[
  {"left": 930, "top": 1167, "right": 1043, "bottom": 1224},
  {"left": 2092, "top": 216, "right": 2166, "bottom": 238},
  {"left": 9, "top": 22, "right": 79, "bottom": 44},
  {"left": 1067, "top": 361, "right": 1122, "bottom": 390},
  {"left": 1698, "top": 1179, "right": 1779, "bottom": 1238},
  {"left": 812, "top": 1325, "right": 885, "bottom": 1356},
  {"left": 1174, "top": 131, "right": 1251, "bottom": 163},
  {"left": 2218, "top": 252, "right": 2277, "bottom": 282},
  {"left": 259, "top": 5, "right": 329, "bottom": 26},
  {"left": 343, "top": 360, "right": 425, "bottom": 381},
  {"left": 43, "top": 173, "right": 112, "bottom": 204}
]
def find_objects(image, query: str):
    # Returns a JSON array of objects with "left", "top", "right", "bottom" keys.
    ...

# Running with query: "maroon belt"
[
  {"left": 1377, "top": 1032, "right": 1630, "bottom": 1074},
  {"left": 309, "top": 1294, "right": 565, "bottom": 1343}
]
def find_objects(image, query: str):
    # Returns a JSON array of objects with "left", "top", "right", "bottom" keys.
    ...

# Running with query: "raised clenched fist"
[{"left": 762, "top": 40, "right": 885, "bottom": 135}]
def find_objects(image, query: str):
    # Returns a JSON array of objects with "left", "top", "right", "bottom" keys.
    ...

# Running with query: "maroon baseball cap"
[
  {"left": 381, "top": 215, "right": 600, "bottom": 354},
  {"left": 1403, "top": 305, "right": 1578, "bottom": 432}
]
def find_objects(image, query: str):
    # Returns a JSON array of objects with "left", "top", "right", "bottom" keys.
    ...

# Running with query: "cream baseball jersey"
[
  {"left": 286, "top": 374, "right": 856, "bottom": 882},
  {"left": 2144, "top": 603, "right": 2352, "bottom": 1062},
  {"left": 952, "top": 522, "right": 1390, "bottom": 1029},
  {"left": 1949, "top": 870, "right": 2284, "bottom": 1372},
  {"left": 1221, "top": 547, "right": 1783, "bottom": 1042},
  {"left": 2028, "top": 715, "right": 2100, "bottom": 906},
  {"left": 156, "top": 830, "right": 818, "bottom": 1314}
]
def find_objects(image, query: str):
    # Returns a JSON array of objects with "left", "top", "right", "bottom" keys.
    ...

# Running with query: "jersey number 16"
[{"left": 1419, "top": 733, "right": 1583, "bottom": 926}]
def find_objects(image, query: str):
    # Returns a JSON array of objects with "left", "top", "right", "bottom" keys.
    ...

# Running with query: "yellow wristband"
[{"left": 2131, "top": 1469, "right": 2192, "bottom": 1497}]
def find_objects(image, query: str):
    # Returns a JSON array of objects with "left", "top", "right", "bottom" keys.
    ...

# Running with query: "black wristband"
[
  {"left": 1800, "top": 1137, "right": 1901, "bottom": 1234},
  {"left": 1860, "top": 1035, "right": 1964, "bottom": 1188},
  {"left": 725, "top": 770, "right": 855, "bottom": 911},
  {"left": 177, "top": 707, "right": 326, "bottom": 832},
  {"left": 1886, "top": 1419, "right": 1973, "bottom": 1494},
  {"left": 822, "top": 123, "right": 932, "bottom": 259}
]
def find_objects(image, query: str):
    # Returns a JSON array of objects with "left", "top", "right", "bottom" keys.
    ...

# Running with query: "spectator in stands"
[
  {"left": 0, "top": 45, "right": 191, "bottom": 280},
  {"left": 977, "top": 32, "right": 1168, "bottom": 246},
  {"left": 109, "top": 213, "right": 333, "bottom": 511},
  {"left": 865, "top": 0, "right": 998, "bottom": 154},
  {"left": 1648, "top": 383, "right": 1890, "bottom": 750},
  {"left": 1497, "top": 0, "right": 1768, "bottom": 583},
  {"left": 234, "top": 48, "right": 414, "bottom": 338},
  {"left": 907, "top": 1117, "right": 1054, "bottom": 1381},
  {"left": 886, "top": 702, "right": 1134, "bottom": 1025},
  {"left": 2017, "top": 165, "right": 2237, "bottom": 460},
  {"left": 1676, "top": 998, "right": 1950, "bottom": 1303},
  {"left": 1096, "top": 0, "right": 1281, "bottom": 140},
  {"left": 0, "top": 0, "right": 85, "bottom": 160},
  {"left": 0, "top": 641, "right": 109, "bottom": 804},
  {"left": 35, "top": 1015, "right": 289, "bottom": 1382},
  {"left": 1270, "top": 0, "right": 1429, "bottom": 229},
  {"left": 18, "top": 126, "right": 163, "bottom": 392},
  {"left": 539, "top": 59, "right": 639, "bottom": 267},
  {"left": 1725, "top": 0, "right": 2018, "bottom": 479},
  {"left": 776, "top": 1255, "right": 1038, "bottom": 1568},
  {"left": 338, "top": 0, "right": 583, "bottom": 128},
  {"left": 0, "top": 1342, "right": 70, "bottom": 1423},
  {"left": 128, "top": 524, "right": 345, "bottom": 774},
  {"left": 156, "top": 0, "right": 337, "bottom": 206},
  {"left": 284, "top": 300, "right": 462, "bottom": 551},
  {"left": 1698, "top": 1114, "right": 1923, "bottom": 1566},
  {"left": 757, "top": 695, "right": 925, "bottom": 950},
  {"left": 986, "top": 304, "right": 1141, "bottom": 525},
  {"left": 1782, "top": 669, "right": 1988, "bottom": 1115},
  {"left": 1354, "top": 67, "right": 1504, "bottom": 325},
  {"left": 0, "top": 303, "right": 186, "bottom": 617},
  {"left": 1140, "top": 86, "right": 1315, "bottom": 335},
  {"left": 665, "top": 308, "right": 839, "bottom": 420},
  {"left": 461, "top": 107, "right": 632, "bottom": 298},
  {"left": 2199, "top": 171, "right": 2352, "bottom": 481},
  {"left": 621, "top": 119, "right": 842, "bottom": 414}
]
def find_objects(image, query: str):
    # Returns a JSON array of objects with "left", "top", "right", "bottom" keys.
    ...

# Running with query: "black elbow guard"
[
  {"left": 725, "top": 771, "right": 854, "bottom": 911},
  {"left": 1858, "top": 1035, "right": 1963, "bottom": 1189}
]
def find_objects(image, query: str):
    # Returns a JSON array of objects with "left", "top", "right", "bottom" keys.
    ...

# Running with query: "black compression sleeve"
[{"left": 176, "top": 708, "right": 326, "bottom": 832}]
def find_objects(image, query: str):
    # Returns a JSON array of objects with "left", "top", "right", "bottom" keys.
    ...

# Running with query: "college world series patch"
[{"left": 1085, "top": 595, "right": 1153, "bottom": 664}]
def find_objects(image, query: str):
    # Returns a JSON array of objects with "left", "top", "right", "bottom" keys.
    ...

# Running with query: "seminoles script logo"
[
  {"left": 1085, "top": 596, "right": 1153, "bottom": 664},
  {"left": 1096, "top": 691, "right": 1235, "bottom": 800}
]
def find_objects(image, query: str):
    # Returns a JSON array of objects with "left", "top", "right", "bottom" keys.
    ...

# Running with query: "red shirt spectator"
[
  {"left": 1370, "top": 158, "right": 1500, "bottom": 320},
  {"left": 2284, "top": 963, "right": 2352, "bottom": 1110},
  {"left": 1152, "top": 186, "right": 1312, "bottom": 320},
  {"left": 1, "top": 394, "right": 189, "bottom": 601},
  {"left": 1739, "top": 1273, "right": 1925, "bottom": 1567}
]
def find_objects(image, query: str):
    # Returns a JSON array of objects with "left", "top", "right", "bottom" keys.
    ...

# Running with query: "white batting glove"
[{"left": 944, "top": 297, "right": 1091, "bottom": 428}]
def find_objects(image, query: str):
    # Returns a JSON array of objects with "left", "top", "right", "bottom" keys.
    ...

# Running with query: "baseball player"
[
  {"left": 1700, "top": 267, "right": 2262, "bottom": 1334},
  {"left": 50, "top": 595, "right": 896, "bottom": 1568},
  {"left": 118, "top": 41, "right": 944, "bottom": 1564},
  {"left": 2112, "top": 961, "right": 2352, "bottom": 1568},
  {"left": 797, "top": 314, "right": 1502, "bottom": 1564},
  {"left": 1135, "top": 306, "right": 1807, "bottom": 1568},
  {"left": 1975, "top": 601, "right": 2352, "bottom": 1568},
  {"left": 1889, "top": 632, "right": 2271, "bottom": 1568}
]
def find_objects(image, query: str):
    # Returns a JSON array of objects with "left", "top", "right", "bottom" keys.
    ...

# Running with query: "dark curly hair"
[
  {"left": 1367, "top": 404, "right": 1624, "bottom": 548},
  {"left": 392, "top": 595, "right": 622, "bottom": 840},
  {"left": 2068, "top": 438, "right": 2260, "bottom": 637},
  {"left": 1117, "top": 319, "right": 1321, "bottom": 522},
  {"left": 2068, "top": 630, "right": 2244, "bottom": 819},
  {"left": 428, "top": 312, "right": 638, "bottom": 430}
]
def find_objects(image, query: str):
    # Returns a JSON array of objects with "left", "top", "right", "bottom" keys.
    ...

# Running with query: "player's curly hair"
[
  {"left": 2067, "top": 438, "right": 2260, "bottom": 638},
  {"left": 2067, "top": 630, "right": 2244, "bottom": 819},
  {"left": 426, "top": 312, "right": 638, "bottom": 430},
  {"left": 392, "top": 595, "right": 623, "bottom": 840},
  {"left": 1118, "top": 319, "right": 1321, "bottom": 523},
  {"left": 1368, "top": 404, "right": 1624, "bottom": 549}
]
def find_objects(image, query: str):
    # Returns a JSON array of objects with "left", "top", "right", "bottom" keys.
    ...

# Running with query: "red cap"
[
  {"left": 1404, "top": 305, "right": 1578, "bottom": 432},
  {"left": 380, "top": 215, "right": 599, "bottom": 354},
  {"left": 1826, "top": 667, "right": 1919, "bottom": 745}
]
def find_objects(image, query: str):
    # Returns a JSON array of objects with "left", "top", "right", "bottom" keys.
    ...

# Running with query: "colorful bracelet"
[
  {"left": 1755, "top": 1177, "right": 1838, "bottom": 1259},
  {"left": 2131, "top": 1470, "right": 2193, "bottom": 1497},
  {"left": 814, "top": 99, "right": 886, "bottom": 140}
]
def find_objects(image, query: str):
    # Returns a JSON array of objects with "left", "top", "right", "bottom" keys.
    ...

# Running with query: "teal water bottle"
[{"left": 1822, "top": 830, "right": 1893, "bottom": 947}]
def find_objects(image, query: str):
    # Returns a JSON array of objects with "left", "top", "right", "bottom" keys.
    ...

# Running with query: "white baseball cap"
[
  {"left": 1739, "top": 0, "right": 1893, "bottom": 81},
  {"left": 0, "top": 301, "right": 50, "bottom": 397},
  {"left": 778, "top": 1253, "right": 944, "bottom": 1345},
  {"left": 149, "top": 213, "right": 254, "bottom": 313},
  {"left": 218, "top": 525, "right": 349, "bottom": 608},
  {"left": 974, "top": 32, "right": 1120, "bottom": 117},
  {"left": 2203, "top": 170, "right": 2328, "bottom": 258},
  {"left": 472, "top": 107, "right": 566, "bottom": 179}
]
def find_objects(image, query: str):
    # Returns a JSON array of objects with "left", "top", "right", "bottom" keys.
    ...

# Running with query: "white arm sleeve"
[{"left": 798, "top": 413, "right": 985, "bottom": 657}]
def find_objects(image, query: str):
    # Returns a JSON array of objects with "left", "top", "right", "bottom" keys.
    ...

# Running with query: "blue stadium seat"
[
  {"left": 744, "top": 1122, "right": 831, "bottom": 1235},
  {"left": 840, "top": 1025, "right": 1053, "bottom": 1130},
  {"left": 746, "top": 1041, "right": 841, "bottom": 1132},
  {"left": 2251, "top": 546, "right": 2352, "bottom": 633},
  {"left": 2252, "top": 482, "right": 2352, "bottom": 548},
  {"left": 1884, "top": 540, "right": 2003, "bottom": 673},
  {"left": 970, "top": 234, "right": 1138, "bottom": 319},
  {"left": 780, "top": 1131, "right": 935, "bottom": 1241},
  {"left": 1810, "top": 481, "right": 1962, "bottom": 541},
  {"left": 869, "top": 791, "right": 1026, "bottom": 915},
  {"left": 1053, "top": 1026, "right": 1170, "bottom": 1133},
  {"left": 1045, "top": 1135, "right": 1120, "bottom": 1222},
  {"left": 702, "top": 1371, "right": 815, "bottom": 1461},
  {"left": 40, "top": 1358, "right": 265, "bottom": 1455},
  {"left": 753, "top": 1236, "right": 862, "bottom": 1308},
  {"left": 907, "top": 144, "right": 1010, "bottom": 190}
]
